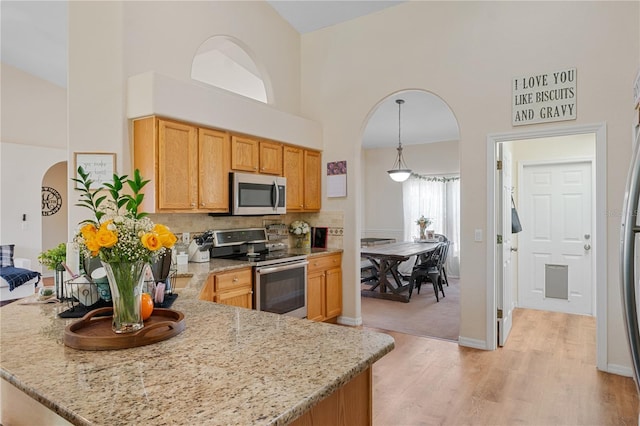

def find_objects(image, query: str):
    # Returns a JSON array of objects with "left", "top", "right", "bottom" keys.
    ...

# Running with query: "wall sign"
[
  {"left": 41, "top": 186, "right": 62, "bottom": 216},
  {"left": 74, "top": 152, "right": 116, "bottom": 189},
  {"left": 326, "top": 161, "right": 347, "bottom": 198},
  {"left": 512, "top": 67, "right": 577, "bottom": 126}
]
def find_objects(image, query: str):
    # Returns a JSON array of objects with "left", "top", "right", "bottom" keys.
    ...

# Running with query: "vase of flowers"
[
  {"left": 289, "top": 220, "right": 310, "bottom": 248},
  {"left": 73, "top": 167, "right": 177, "bottom": 333},
  {"left": 416, "top": 215, "right": 433, "bottom": 240}
]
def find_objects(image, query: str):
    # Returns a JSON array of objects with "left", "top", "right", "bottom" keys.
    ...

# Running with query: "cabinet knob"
[
  {"left": 190, "top": 203, "right": 196, "bottom": 207},
  {"left": 200, "top": 203, "right": 205, "bottom": 207},
  {"left": 233, "top": 277, "right": 238, "bottom": 282}
]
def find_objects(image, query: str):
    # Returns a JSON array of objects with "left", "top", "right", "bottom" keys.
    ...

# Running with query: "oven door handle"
[{"left": 256, "top": 260, "right": 309, "bottom": 275}]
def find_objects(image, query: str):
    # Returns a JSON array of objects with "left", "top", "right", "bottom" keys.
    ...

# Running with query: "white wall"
[
  {"left": 0, "top": 63, "right": 66, "bottom": 148},
  {"left": 0, "top": 63, "right": 67, "bottom": 270},
  {"left": 363, "top": 141, "right": 459, "bottom": 241},
  {"left": 0, "top": 143, "right": 66, "bottom": 267},
  {"left": 300, "top": 1, "right": 639, "bottom": 367}
]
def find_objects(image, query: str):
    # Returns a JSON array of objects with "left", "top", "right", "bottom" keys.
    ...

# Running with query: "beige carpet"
[{"left": 361, "top": 277, "right": 460, "bottom": 341}]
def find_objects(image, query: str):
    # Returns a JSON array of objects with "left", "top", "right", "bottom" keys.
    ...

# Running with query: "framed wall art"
[{"left": 74, "top": 152, "right": 116, "bottom": 189}]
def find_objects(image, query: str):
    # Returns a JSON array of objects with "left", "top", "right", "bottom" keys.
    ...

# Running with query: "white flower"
[{"left": 289, "top": 220, "right": 310, "bottom": 235}]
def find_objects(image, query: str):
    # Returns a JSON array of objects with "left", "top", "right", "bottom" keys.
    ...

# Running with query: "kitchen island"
[{"left": 0, "top": 254, "right": 394, "bottom": 425}]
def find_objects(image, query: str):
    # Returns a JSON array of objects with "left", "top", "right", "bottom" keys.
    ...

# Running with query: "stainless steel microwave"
[{"left": 231, "top": 172, "right": 286, "bottom": 215}]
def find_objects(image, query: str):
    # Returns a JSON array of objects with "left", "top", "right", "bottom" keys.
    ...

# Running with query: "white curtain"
[{"left": 402, "top": 175, "right": 460, "bottom": 277}]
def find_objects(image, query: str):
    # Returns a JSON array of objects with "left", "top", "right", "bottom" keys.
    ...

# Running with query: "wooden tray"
[{"left": 64, "top": 307, "right": 185, "bottom": 351}]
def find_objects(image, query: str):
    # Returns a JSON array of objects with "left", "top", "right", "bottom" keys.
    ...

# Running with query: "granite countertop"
[{"left": 1, "top": 248, "right": 394, "bottom": 426}]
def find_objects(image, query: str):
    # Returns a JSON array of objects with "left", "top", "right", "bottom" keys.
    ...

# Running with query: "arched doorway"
[
  {"left": 360, "top": 89, "right": 461, "bottom": 340},
  {"left": 41, "top": 161, "right": 67, "bottom": 277}
]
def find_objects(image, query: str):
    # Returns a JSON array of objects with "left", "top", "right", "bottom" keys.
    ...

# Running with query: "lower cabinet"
[
  {"left": 199, "top": 267, "right": 253, "bottom": 309},
  {"left": 307, "top": 252, "right": 342, "bottom": 322}
]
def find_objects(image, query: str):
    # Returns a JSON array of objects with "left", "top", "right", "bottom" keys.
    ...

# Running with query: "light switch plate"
[
  {"left": 474, "top": 229, "right": 483, "bottom": 242},
  {"left": 182, "top": 232, "right": 190, "bottom": 244}
]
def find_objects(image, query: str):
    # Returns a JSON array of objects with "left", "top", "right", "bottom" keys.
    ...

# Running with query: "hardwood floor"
[{"left": 368, "top": 308, "right": 639, "bottom": 425}]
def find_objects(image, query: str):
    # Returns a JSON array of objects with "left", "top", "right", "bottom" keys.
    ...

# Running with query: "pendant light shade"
[{"left": 387, "top": 99, "right": 411, "bottom": 182}]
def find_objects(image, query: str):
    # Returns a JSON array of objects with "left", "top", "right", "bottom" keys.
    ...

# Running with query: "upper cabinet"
[
  {"left": 231, "top": 135, "right": 282, "bottom": 175},
  {"left": 283, "top": 146, "right": 321, "bottom": 212},
  {"left": 133, "top": 116, "right": 231, "bottom": 213},
  {"left": 230, "top": 135, "right": 259, "bottom": 173},
  {"left": 259, "top": 140, "right": 283, "bottom": 175},
  {"left": 133, "top": 116, "right": 320, "bottom": 214}
]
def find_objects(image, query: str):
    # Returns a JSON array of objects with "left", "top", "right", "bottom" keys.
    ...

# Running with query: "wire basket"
[{"left": 64, "top": 276, "right": 101, "bottom": 310}]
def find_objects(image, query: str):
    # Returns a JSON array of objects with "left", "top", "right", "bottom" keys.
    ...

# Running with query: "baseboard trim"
[
  {"left": 337, "top": 315, "right": 362, "bottom": 327},
  {"left": 605, "top": 363, "right": 634, "bottom": 377},
  {"left": 458, "top": 336, "right": 489, "bottom": 350}
]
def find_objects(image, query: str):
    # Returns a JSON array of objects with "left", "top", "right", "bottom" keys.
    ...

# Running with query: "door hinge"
[
  {"left": 497, "top": 309, "right": 503, "bottom": 319},
  {"left": 497, "top": 160, "right": 503, "bottom": 170},
  {"left": 497, "top": 234, "right": 503, "bottom": 244}
]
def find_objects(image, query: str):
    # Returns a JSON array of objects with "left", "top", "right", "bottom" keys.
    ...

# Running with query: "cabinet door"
[
  {"left": 158, "top": 119, "right": 198, "bottom": 210},
  {"left": 284, "top": 146, "right": 304, "bottom": 211},
  {"left": 307, "top": 271, "right": 325, "bottom": 321},
  {"left": 199, "top": 128, "right": 230, "bottom": 211},
  {"left": 325, "top": 267, "right": 342, "bottom": 320},
  {"left": 304, "top": 149, "right": 322, "bottom": 211},
  {"left": 215, "top": 287, "right": 253, "bottom": 309},
  {"left": 259, "top": 141, "right": 283, "bottom": 175},
  {"left": 231, "top": 135, "right": 259, "bottom": 172},
  {"left": 199, "top": 275, "right": 216, "bottom": 302}
]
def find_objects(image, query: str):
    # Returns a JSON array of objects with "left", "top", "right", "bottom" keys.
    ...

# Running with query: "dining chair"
[
  {"left": 434, "top": 234, "right": 450, "bottom": 287},
  {"left": 409, "top": 241, "right": 449, "bottom": 301}
]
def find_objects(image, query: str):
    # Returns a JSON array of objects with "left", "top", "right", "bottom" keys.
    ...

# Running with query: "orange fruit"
[{"left": 141, "top": 293, "right": 154, "bottom": 320}]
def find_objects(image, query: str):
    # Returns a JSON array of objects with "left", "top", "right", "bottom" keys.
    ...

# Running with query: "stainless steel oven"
[
  {"left": 254, "top": 258, "right": 308, "bottom": 318},
  {"left": 209, "top": 228, "right": 308, "bottom": 318}
]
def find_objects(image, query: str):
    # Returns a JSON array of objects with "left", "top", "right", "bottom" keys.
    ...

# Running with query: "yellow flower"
[
  {"left": 80, "top": 223, "right": 97, "bottom": 240},
  {"left": 95, "top": 227, "right": 118, "bottom": 248},
  {"left": 85, "top": 237, "right": 101, "bottom": 257},
  {"left": 153, "top": 224, "right": 177, "bottom": 248},
  {"left": 141, "top": 233, "right": 163, "bottom": 251}
]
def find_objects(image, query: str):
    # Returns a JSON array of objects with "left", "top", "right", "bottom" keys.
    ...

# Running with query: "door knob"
[
  {"left": 510, "top": 247, "right": 518, "bottom": 252},
  {"left": 584, "top": 244, "right": 591, "bottom": 251}
]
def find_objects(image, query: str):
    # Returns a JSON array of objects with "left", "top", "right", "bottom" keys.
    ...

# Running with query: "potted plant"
[
  {"left": 38, "top": 242, "right": 67, "bottom": 298},
  {"left": 38, "top": 242, "right": 66, "bottom": 271}
]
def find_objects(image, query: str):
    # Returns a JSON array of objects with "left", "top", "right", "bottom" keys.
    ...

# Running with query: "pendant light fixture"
[{"left": 387, "top": 99, "right": 412, "bottom": 182}]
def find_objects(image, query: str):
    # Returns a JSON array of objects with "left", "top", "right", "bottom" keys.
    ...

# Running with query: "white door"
[
  {"left": 518, "top": 160, "right": 593, "bottom": 315},
  {"left": 497, "top": 148, "right": 514, "bottom": 346}
]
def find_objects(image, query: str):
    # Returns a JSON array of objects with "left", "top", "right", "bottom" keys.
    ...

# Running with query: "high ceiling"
[{"left": 0, "top": 0, "right": 459, "bottom": 148}]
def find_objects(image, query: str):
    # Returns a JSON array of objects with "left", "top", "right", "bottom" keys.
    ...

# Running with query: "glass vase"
[
  {"left": 101, "top": 261, "right": 147, "bottom": 334},
  {"left": 419, "top": 224, "right": 427, "bottom": 240},
  {"left": 294, "top": 235, "right": 305, "bottom": 248}
]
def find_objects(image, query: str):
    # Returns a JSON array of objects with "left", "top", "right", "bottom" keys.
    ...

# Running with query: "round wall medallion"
[{"left": 42, "top": 186, "right": 62, "bottom": 216}]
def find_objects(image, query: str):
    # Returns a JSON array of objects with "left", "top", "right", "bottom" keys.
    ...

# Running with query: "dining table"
[{"left": 361, "top": 240, "right": 441, "bottom": 302}]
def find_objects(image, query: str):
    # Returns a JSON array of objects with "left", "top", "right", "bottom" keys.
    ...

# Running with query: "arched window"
[{"left": 191, "top": 36, "right": 268, "bottom": 103}]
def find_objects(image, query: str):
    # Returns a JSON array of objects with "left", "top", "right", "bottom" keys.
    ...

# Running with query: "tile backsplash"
[{"left": 150, "top": 211, "right": 344, "bottom": 250}]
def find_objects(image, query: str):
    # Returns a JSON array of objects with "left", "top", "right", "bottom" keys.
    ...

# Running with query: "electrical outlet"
[{"left": 182, "top": 232, "right": 190, "bottom": 244}]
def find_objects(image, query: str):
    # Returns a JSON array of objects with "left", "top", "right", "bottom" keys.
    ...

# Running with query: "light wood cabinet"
[
  {"left": 199, "top": 267, "right": 253, "bottom": 309},
  {"left": 259, "top": 140, "right": 283, "bottom": 175},
  {"left": 283, "top": 146, "right": 321, "bottom": 212},
  {"left": 307, "top": 252, "right": 342, "bottom": 322},
  {"left": 231, "top": 135, "right": 283, "bottom": 175},
  {"left": 231, "top": 135, "right": 259, "bottom": 172},
  {"left": 133, "top": 116, "right": 230, "bottom": 213}
]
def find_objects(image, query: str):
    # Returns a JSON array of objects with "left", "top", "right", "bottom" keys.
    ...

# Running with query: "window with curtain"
[{"left": 402, "top": 174, "right": 460, "bottom": 277}]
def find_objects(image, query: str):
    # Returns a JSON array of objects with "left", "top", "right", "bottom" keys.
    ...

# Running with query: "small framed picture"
[
  {"left": 426, "top": 230, "right": 435, "bottom": 240},
  {"left": 74, "top": 152, "right": 116, "bottom": 189}
]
